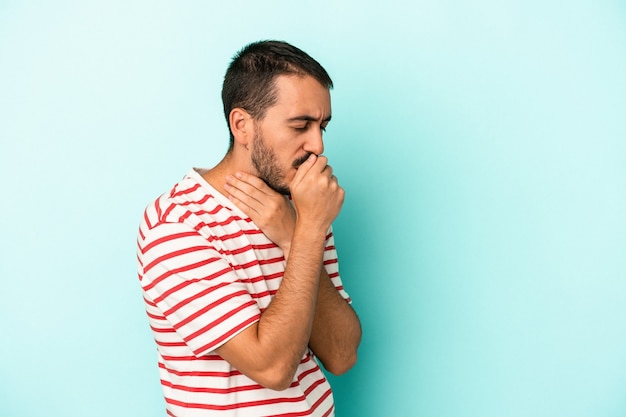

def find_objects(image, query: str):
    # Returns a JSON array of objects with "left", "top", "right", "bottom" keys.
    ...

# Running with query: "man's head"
[
  {"left": 222, "top": 40, "right": 333, "bottom": 149},
  {"left": 222, "top": 41, "right": 334, "bottom": 195}
]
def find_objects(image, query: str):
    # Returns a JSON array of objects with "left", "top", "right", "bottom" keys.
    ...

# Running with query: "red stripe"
[
  {"left": 195, "top": 313, "right": 260, "bottom": 354},
  {"left": 171, "top": 288, "right": 250, "bottom": 328},
  {"left": 190, "top": 207, "right": 225, "bottom": 217},
  {"left": 221, "top": 242, "right": 254, "bottom": 256},
  {"left": 271, "top": 386, "right": 333, "bottom": 417},
  {"left": 244, "top": 271, "right": 283, "bottom": 285},
  {"left": 152, "top": 265, "right": 232, "bottom": 304},
  {"left": 177, "top": 193, "right": 210, "bottom": 206},
  {"left": 295, "top": 365, "right": 320, "bottom": 383},
  {"left": 249, "top": 290, "right": 274, "bottom": 300},
  {"left": 159, "top": 361, "right": 243, "bottom": 378},
  {"left": 171, "top": 182, "right": 201, "bottom": 197},
  {"left": 161, "top": 202, "right": 177, "bottom": 220},
  {"left": 146, "top": 310, "right": 165, "bottom": 320},
  {"left": 165, "top": 391, "right": 308, "bottom": 411},
  {"left": 164, "top": 383, "right": 332, "bottom": 413},
  {"left": 143, "top": 245, "right": 212, "bottom": 274},
  {"left": 144, "top": 256, "right": 223, "bottom": 292},
  {"left": 151, "top": 325, "right": 176, "bottom": 333},
  {"left": 184, "top": 299, "right": 257, "bottom": 341},
  {"left": 321, "top": 405, "right": 335, "bottom": 417},
  {"left": 254, "top": 243, "right": 278, "bottom": 250},
  {"left": 216, "top": 245, "right": 282, "bottom": 261},
  {"left": 243, "top": 228, "right": 264, "bottom": 236},
  {"left": 194, "top": 212, "right": 254, "bottom": 226},
  {"left": 162, "top": 379, "right": 265, "bottom": 394},
  {"left": 178, "top": 210, "right": 192, "bottom": 223},
  {"left": 155, "top": 198, "right": 163, "bottom": 220},
  {"left": 303, "top": 376, "right": 327, "bottom": 396},
  {"left": 162, "top": 280, "right": 231, "bottom": 316},
  {"left": 213, "top": 228, "right": 245, "bottom": 241},
  {"left": 160, "top": 355, "right": 224, "bottom": 362},
  {"left": 231, "top": 256, "right": 284, "bottom": 272},
  {"left": 140, "top": 230, "right": 202, "bottom": 254},
  {"left": 156, "top": 341, "right": 187, "bottom": 347},
  {"left": 178, "top": 204, "right": 222, "bottom": 224},
  {"left": 143, "top": 208, "right": 153, "bottom": 229}
]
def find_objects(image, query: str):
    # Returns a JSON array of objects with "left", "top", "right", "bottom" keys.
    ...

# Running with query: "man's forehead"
[
  {"left": 273, "top": 74, "right": 330, "bottom": 99},
  {"left": 271, "top": 74, "right": 331, "bottom": 118}
]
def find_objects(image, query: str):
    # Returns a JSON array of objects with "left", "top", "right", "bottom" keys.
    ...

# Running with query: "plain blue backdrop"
[{"left": 1, "top": 1, "right": 625, "bottom": 416}]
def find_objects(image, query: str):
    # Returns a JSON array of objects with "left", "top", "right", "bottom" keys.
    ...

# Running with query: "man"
[{"left": 136, "top": 40, "right": 362, "bottom": 417}]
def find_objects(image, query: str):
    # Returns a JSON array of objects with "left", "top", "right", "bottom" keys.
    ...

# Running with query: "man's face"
[{"left": 250, "top": 74, "right": 331, "bottom": 195}]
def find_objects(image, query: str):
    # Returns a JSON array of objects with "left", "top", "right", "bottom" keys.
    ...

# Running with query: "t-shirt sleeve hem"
[{"left": 194, "top": 313, "right": 262, "bottom": 357}]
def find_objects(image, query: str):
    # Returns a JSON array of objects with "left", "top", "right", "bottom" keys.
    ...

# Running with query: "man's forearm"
[
  {"left": 215, "top": 222, "right": 328, "bottom": 390},
  {"left": 308, "top": 268, "right": 362, "bottom": 375},
  {"left": 253, "top": 221, "right": 328, "bottom": 384}
]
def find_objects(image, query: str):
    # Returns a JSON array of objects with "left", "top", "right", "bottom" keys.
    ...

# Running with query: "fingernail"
[
  {"left": 235, "top": 172, "right": 243, "bottom": 178},
  {"left": 225, "top": 175, "right": 233, "bottom": 183}
]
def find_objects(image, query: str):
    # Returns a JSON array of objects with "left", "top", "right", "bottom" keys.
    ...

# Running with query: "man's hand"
[
  {"left": 225, "top": 172, "right": 296, "bottom": 256},
  {"left": 290, "top": 154, "right": 344, "bottom": 231}
]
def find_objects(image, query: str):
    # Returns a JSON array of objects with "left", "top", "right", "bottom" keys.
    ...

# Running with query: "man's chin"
[{"left": 265, "top": 180, "right": 291, "bottom": 196}]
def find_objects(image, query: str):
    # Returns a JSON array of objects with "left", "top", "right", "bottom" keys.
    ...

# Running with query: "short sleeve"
[
  {"left": 139, "top": 222, "right": 261, "bottom": 356},
  {"left": 322, "top": 226, "right": 351, "bottom": 304}
]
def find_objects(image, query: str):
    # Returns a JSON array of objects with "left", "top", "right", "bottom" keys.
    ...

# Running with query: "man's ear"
[{"left": 229, "top": 108, "right": 253, "bottom": 149}]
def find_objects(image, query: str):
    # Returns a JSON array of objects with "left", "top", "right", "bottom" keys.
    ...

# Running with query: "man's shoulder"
[
  {"left": 140, "top": 171, "right": 212, "bottom": 228},
  {"left": 139, "top": 169, "right": 248, "bottom": 241}
]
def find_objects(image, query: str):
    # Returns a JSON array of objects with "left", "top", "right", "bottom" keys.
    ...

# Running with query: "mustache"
[{"left": 292, "top": 152, "right": 315, "bottom": 168}]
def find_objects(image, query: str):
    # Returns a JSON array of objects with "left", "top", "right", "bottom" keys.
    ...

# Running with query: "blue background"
[{"left": 1, "top": 1, "right": 625, "bottom": 416}]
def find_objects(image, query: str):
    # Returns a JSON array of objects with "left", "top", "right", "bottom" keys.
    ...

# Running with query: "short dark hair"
[{"left": 221, "top": 40, "right": 333, "bottom": 148}]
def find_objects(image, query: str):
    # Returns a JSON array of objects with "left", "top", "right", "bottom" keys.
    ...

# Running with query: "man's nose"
[{"left": 304, "top": 127, "right": 324, "bottom": 156}]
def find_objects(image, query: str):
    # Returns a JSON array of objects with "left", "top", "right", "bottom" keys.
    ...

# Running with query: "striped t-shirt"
[{"left": 136, "top": 168, "right": 351, "bottom": 417}]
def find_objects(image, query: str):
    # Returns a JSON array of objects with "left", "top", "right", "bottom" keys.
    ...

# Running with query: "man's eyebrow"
[{"left": 287, "top": 115, "right": 332, "bottom": 123}]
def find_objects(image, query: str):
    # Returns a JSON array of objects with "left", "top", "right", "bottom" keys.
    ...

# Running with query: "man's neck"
[{"left": 201, "top": 151, "right": 250, "bottom": 197}]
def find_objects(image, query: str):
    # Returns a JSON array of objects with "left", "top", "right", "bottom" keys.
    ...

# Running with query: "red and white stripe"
[{"left": 137, "top": 168, "right": 350, "bottom": 416}]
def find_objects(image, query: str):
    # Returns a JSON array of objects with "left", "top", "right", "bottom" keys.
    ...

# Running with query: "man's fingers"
[
  {"left": 314, "top": 155, "right": 329, "bottom": 173},
  {"left": 227, "top": 174, "right": 262, "bottom": 198},
  {"left": 224, "top": 172, "right": 290, "bottom": 223},
  {"left": 292, "top": 153, "right": 318, "bottom": 185},
  {"left": 224, "top": 177, "right": 263, "bottom": 215},
  {"left": 232, "top": 171, "right": 274, "bottom": 196},
  {"left": 225, "top": 173, "right": 275, "bottom": 207}
]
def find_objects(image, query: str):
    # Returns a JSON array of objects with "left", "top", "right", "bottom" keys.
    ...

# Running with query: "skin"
[{"left": 202, "top": 74, "right": 362, "bottom": 390}]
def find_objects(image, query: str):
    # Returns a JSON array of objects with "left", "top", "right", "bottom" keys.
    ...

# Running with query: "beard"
[
  {"left": 251, "top": 130, "right": 312, "bottom": 196},
  {"left": 251, "top": 130, "right": 289, "bottom": 195}
]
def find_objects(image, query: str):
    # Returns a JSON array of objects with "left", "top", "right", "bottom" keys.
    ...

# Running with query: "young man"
[{"left": 137, "top": 40, "right": 361, "bottom": 417}]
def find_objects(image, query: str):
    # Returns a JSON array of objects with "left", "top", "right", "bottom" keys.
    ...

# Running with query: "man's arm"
[
  {"left": 217, "top": 155, "right": 352, "bottom": 390},
  {"left": 215, "top": 220, "right": 328, "bottom": 390},
  {"left": 309, "top": 268, "right": 361, "bottom": 375},
  {"left": 224, "top": 163, "right": 361, "bottom": 377}
]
